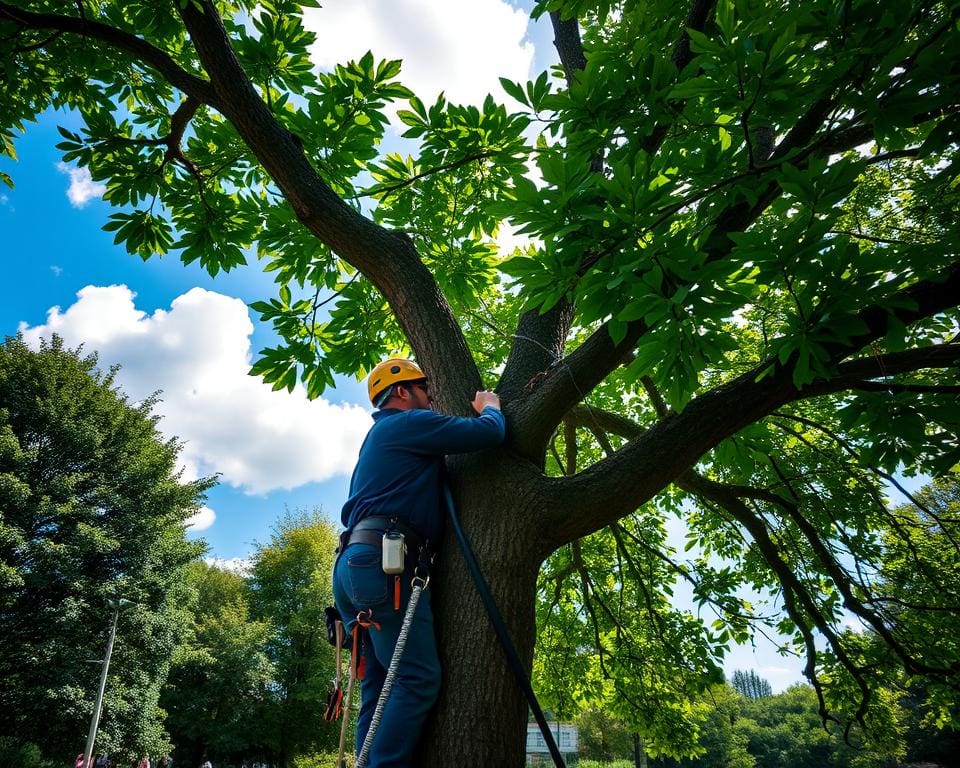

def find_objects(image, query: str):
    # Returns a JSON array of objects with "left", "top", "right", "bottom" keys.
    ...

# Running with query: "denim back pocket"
[{"left": 347, "top": 548, "right": 388, "bottom": 606}]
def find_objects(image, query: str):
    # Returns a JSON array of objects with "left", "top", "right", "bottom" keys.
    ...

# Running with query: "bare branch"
[{"left": 677, "top": 471, "right": 871, "bottom": 726}]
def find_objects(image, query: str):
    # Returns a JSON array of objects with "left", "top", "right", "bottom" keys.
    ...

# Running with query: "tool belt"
[{"left": 337, "top": 515, "right": 427, "bottom": 559}]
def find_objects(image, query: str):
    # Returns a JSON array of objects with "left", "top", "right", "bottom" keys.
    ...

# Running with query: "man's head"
[{"left": 367, "top": 358, "right": 431, "bottom": 410}]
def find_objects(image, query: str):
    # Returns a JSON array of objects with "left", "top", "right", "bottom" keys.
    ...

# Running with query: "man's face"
[{"left": 408, "top": 380, "right": 432, "bottom": 409}]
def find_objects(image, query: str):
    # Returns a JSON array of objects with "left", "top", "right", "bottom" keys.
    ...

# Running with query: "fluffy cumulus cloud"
[
  {"left": 303, "top": 0, "right": 535, "bottom": 106},
  {"left": 186, "top": 505, "right": 217, "bottom": 531},
  {"left": 56, "top": 163, "right": 106, "bottom": 208},
  {"left": 19, "top": 285, "right": 371, "bottom": 494}
]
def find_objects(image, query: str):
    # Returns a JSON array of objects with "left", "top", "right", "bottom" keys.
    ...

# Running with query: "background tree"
[
  {"left": 248, "top": 509, "right": 340, "bottom": 765},
  {"left": 161, "top": 560, "right": 274, "bottom": 766},
  {"left": 575, "top": 708, "right": 636, "bottom": 763},
  {"left": 0, "top": 335, "right": 212, "bottom": 762},
  {"left": 737, "top": 685, "right": 865, "bottom": 768},
  {"left": 731, "top": 671, "right": 772, "bottom": 701},
  {"left": 649, "top": 683, "right": 899, "bottom": 768},
  {"left": 2, "top": 1, "right": 960, "bottom": 764}
]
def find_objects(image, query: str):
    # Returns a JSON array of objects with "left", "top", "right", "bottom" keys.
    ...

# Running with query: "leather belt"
[
  {"left": 338, "top": 516, "right": 425, "bottom": 555},
  {"left": 342, "top": 529, "right": 384, "bottom": 549}
]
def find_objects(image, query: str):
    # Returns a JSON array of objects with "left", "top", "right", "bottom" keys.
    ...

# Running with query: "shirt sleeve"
[{"left": 401, "top": 407, "right": 506, "bottom": 455}]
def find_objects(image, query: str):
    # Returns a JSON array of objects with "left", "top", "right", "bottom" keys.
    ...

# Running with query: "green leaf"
[
  {"left": 718, "top": 126, "right": 732, "bottom": 152},
  {"left": 499, "top": 77, "right": 529, "bottom": 107}
]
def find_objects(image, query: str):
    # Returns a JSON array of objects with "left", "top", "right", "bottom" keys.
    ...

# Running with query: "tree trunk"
[
  {"left": 419, "top": 456, "right": 547, "bottom": 766},
  {"left": 634, "top": 733, "right": 648, "bottom": 768}
]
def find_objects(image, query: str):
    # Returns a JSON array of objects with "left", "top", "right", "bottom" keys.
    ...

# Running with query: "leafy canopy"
[{"left": 0, "top": 335, "right": 212, "bottom": 761}]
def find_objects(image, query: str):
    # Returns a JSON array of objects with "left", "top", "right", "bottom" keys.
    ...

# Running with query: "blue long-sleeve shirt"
[{"left": 340, "top": 406, "right": 506, "bottom": 547}]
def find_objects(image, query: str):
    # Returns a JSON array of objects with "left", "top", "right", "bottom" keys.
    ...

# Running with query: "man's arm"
[{"left": 405, "top": 400, "right": 506, "bottom": 455}]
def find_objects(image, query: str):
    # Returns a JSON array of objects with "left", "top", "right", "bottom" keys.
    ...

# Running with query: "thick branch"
[
  {"left": 640, "top": 0, "right": 718, "bottom": 154},
  {"left": 498, "top": 12, "right": 589, "bottom": 414},
  {"left": 0, "top": 3, "right": 221, "bottom": 109},
  {"left": 706, "top": 96, "right": 837, "bottom": 250},
  {"left": 548, "top": 12, "right": 586, "bottom": 81},
  {"left": 498, "top": 302, "right": 576, "bottom": 406},
  {"left": 538, "top": 262, "right": 960, "bottom": 547},
  {"left": 819, "top": 266, "right": 960, "bottom": 365},
  {"left": 502, "top": 0, "right": 716, "bottom": 425},
  {"left": 508, "top": 319, "right": 646, "bottom": 457},
  {"left": 174, "top": 0, "right": 481, "bottom": 410},
  {"left": 840, "top": 380, "right": 960, "bottom": 395},
  {"left": 672, "top": 0, "right": 717, "bottom": 70}
]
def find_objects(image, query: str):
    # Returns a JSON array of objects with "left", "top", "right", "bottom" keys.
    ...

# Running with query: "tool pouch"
[
  {"left": 381, "top": 530, "right": 406, "bottom": 574},
  {"left": 324, "top": 606, "right": 344, "bottom": 647}
]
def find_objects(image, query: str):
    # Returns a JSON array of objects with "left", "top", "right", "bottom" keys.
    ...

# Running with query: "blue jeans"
[{"left": 333, "top": 544, "right": 441, "bottom": 768}]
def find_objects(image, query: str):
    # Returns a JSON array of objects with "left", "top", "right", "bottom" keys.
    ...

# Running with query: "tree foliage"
[
  {"left": 248, "top": 510, "right": 340, "bottom": 762},
  {"left": 2, "top": 0, "right": 960, "bottom": 763},
  {"left": 0, "top": 335, "right": 212, "bottom": 762},
  {"left": 731, "top": 670, "right": 772, "bottom": 701},
  {"left": 161, "top": 560, "right": 274, "bottom": 766},
  {"left": 161, "top": 511, "right": 340, "bottom": 766}
]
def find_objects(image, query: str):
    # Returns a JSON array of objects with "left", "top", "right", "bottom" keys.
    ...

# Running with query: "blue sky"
[{"left": 0, "top": 0, "right": 809, "bottom": 691}]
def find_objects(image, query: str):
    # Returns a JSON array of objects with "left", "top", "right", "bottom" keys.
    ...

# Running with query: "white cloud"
[
  {"left": 186, "top": 505, "right": 216, "bottom": 531},
  {"left": 19, "top": 285, "right": 372, "bottom": 494},
  {"left": 204, "top": 556, "right": 252, "bottom": 575},
  {"left": 56, "top": 163, "right": 106, "bottom": 208},
  {"left": 303, "top": 0, "right": 535, "bottom": 106},
  {"left": 51, "top": 265, "right": 63, "bottom": 277}
]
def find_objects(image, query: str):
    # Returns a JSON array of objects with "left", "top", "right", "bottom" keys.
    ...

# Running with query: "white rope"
[{"left": 355, "top": 579, "right": 426, "bottom": 768}]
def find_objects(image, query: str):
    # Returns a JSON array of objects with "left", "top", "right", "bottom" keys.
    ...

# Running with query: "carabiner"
[{"left": 411, "top": 573, "right": 429, "bottom": 590}]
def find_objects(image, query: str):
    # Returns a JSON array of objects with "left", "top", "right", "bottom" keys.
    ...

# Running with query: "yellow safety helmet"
[{"left": 367, "top": 358, "right": 426, "bottom": 406}]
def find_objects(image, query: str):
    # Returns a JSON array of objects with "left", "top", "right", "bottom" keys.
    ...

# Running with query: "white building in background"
[{"left": 526, "top": 722, "right": 578, "bottom": 765}]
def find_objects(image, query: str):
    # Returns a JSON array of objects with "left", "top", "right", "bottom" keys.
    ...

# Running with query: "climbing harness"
[
  {"left": 444, "top": 484, "right": 568, "bottom": 768},
  {"left": 355, "top": 566, "right": 430, "bottom": 768}
]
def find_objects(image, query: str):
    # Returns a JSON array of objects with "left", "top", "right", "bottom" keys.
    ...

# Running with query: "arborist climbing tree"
[{"left": 332, "top": 358, "right": 505, "bottom": 767}]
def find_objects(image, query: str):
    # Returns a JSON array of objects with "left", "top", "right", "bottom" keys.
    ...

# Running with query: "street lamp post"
[{"left": 83, "top": 598, "right": 134, "bottom": 766}]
